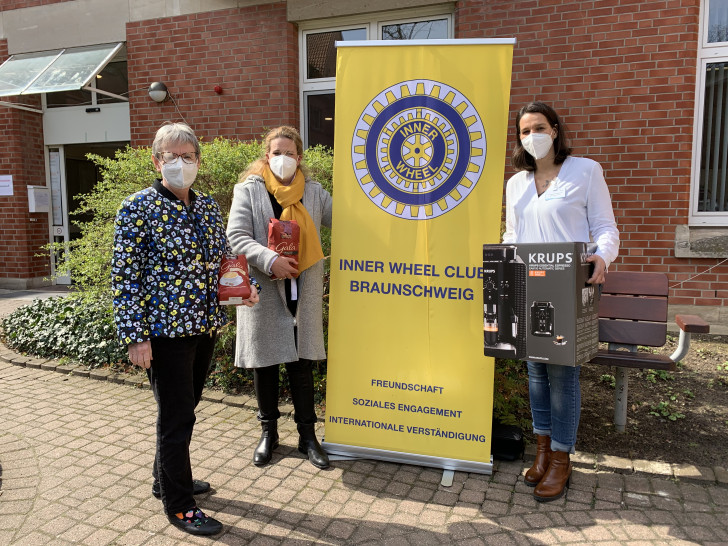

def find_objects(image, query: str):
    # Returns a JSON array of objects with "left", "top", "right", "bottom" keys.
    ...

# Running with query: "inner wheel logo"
[
  {"left": 401, "top": 132, "right": 433, "bottom": 168},
  {"left": 352, "top": 79, "right": 486, "bottom": 220}
]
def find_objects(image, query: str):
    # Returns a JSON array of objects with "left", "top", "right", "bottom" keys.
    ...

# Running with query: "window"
[
  {"left": 692, "top": 1, "right": 728, "bottom": 224},
  {"left": 299, "top": 8, "right": 453, "bottom": 149},
  {"left": 697, "top": 61, "right": 728, "bottom": 215},
  {"left": 708, "top": 0, "right": 728, "bottom": 43},
  {"left": 381, "top": 19, "right": 448, "bottom": 41},
  {"left": 306, "top": 28, "right": 366, "bottom": 79}
]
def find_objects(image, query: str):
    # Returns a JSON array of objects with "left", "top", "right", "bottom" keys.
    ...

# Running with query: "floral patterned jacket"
[{"left": 112, "top": 180, "right": 229, "bottom": 346}]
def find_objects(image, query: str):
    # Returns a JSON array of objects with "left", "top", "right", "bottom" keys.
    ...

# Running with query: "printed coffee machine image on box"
[
  {"left": 483, "top": 242, "right": 600, "bottom": 366},
  {"left": 482, "top": 245, "right": 527, "bottom": 358},
  {"left": 530, "top": 301, "right": 555, "bottom": 337}
]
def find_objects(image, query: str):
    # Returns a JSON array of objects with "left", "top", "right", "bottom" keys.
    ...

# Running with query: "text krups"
[{"left": 528, "top": 252, "right": 573, "bottom": 264}]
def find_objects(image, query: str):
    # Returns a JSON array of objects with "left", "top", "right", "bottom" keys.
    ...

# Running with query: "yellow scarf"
[{"left": 263, "top": 166, "right": 324, "bottom": 274}]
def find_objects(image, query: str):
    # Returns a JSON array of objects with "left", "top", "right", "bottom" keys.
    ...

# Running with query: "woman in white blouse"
[{"left": 503, "top": 102, "right": 619, "bottom": 502}]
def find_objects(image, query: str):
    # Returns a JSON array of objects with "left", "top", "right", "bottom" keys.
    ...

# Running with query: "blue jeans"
[
  {"left": 147, "top": 333, "right": 216, "bottom": 515},
  {"left": 527, "top": 361, "right": 581, "bottom": 453}
]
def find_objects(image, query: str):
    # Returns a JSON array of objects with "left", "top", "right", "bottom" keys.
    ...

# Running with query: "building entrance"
[{"left": 48, "top": 142, "right": 128, "bottom": 284}]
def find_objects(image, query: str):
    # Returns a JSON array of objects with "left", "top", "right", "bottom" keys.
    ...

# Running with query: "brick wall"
[
  {"left": 1, "top": 0, "right": 725, "bottom": 305},
  {"left": 456, "top": 0, "right": 726, "bottom": 307},
  {"left": 127, "top": 2, "right": 299, "bottom": 147},
  {"left": 0, "top": 40, "right": 50, "bottom": 283},
  {"left": 0, "top": 0, "right": 72, "bottom": 10}
]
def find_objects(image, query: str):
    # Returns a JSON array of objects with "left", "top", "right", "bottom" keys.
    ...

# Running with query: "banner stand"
[
  {"left": 324, "top": 453, "right": 473, "bottom": 485},
  {"left": 325, "top": 38, "right": 515, "bottom": 477},
  {"left": 322, "top": 441, "right": 493, "bottom": 476}
]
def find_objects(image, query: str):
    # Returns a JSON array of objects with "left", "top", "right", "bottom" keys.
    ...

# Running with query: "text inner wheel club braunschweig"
[{"left": 352, "top": 79, "right": 487, "bottom": 220}]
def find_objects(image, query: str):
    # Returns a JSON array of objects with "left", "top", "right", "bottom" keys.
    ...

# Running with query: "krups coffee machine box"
[{"left": 483, "top": 242, "right": 599, "bottom": 366}]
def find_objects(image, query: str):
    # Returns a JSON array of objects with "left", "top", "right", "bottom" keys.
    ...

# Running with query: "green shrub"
[
  {"left": 0, "top": 295, "right": 127, "bottom": 368},
  {"left": 493, "top": 358, "right": 531, "bottom": 429},
  {"left": 195, "top": 137, "right": 264, "bottom": 218}
]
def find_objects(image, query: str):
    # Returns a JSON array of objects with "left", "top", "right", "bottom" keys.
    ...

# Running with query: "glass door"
[
  {"left": 48, "top": 146, "right": 71, "bottom": 284},
  {"left": 47, "top": 142, "right": 128, "bottom": 284}
]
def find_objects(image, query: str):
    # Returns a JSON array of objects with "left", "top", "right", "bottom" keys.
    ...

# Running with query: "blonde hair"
[{"left": 240, "top": 126, "right": 309, "bottom": 181}]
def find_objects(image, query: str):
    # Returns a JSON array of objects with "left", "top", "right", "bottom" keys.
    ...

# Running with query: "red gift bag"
[
  {"left": 267, "top": 219, "right": 300, "bottom": 279},
  {"left": 218, "top": 255, "right": 252, "bottom": 305}
]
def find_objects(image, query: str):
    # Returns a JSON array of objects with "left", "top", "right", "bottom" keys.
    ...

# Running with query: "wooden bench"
[{"left": 588, "top": 271, "right": 710, "bottom": 432}]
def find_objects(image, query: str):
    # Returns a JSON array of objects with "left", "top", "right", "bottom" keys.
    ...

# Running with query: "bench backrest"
[{"left": 598, "top": 271, "right": 668, "bottom": 347}]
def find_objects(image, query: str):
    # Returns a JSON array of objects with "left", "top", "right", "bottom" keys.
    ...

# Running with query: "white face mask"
[
  {"left": 162, "top": 157, "right": 198, "bottom": 189},
  {"left": 269, "top": 154, "right": 298, "bottom": 181},
  {"left": 521, "top": 132, "right": 554, "bottom": 160}
]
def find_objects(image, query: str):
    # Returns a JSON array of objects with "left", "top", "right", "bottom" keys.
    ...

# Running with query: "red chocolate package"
[
  {"left": 218, "top": 255, "right": 252, "bottom": 305},
  {"left": 267, "top": 219, "right": 300, "bottom": 279}
]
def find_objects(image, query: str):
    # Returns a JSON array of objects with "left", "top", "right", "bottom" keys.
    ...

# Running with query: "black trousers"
[
  {"left": 147, "top": 333, "right": 216, "bottom": 515},
  {"left": 254, "top": 359, "right": 317, "bottom": 426}
]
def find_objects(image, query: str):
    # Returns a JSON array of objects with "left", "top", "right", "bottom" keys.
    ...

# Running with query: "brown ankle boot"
[
  {"left": 533, "top": 450, "right": 572, "bottom": 502},
  {"left": 524, "top": 435, "right": 552, "bottom": 487}
]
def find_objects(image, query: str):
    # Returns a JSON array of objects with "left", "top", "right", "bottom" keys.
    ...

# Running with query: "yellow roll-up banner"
[{"left": 324, "top": 39, "right": 515, "bottom": 474}]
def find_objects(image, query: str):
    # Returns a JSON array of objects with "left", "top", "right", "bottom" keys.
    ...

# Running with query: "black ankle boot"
[
  {"left": 253, "top": 420, "right": 279, "bottom": 466},
  {"left": 253, "top": 366, "right": 281, "bottom": 467},
  {"left": 297, "top": 423, "right": 329, "bottom": 469}
]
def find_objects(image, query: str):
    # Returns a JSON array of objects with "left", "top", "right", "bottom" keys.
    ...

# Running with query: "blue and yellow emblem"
[{"left": 352, "top": 79, "right": 486, "bottom": 220}]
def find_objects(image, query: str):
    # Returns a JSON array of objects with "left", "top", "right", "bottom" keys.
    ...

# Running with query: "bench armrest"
[
  {"left": 675, "top": 314, "right": 710, "bottom": 334},
  {"left": 670, "top": 315, "right": 710, "bottom": 363}
]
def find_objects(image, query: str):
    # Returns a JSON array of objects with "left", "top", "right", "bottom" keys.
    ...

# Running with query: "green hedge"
[{"left": 1, "top": 295, "right": 127, "bottom": 367}]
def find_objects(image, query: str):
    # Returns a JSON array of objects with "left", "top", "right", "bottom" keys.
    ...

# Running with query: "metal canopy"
[{"left": 0, "top": 42, "right": 124, "bottom": 98}]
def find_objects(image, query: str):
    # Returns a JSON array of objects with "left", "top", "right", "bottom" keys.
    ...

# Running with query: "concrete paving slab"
[
  {"left": 1, "top": 291, "right": 727, "bottom": 544},
  {"left": 1, "top": 354, "right": 727, "bottom": 545}
]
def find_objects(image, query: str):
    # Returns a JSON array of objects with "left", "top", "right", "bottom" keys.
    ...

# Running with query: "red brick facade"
[
  {"left": 0, "top": 0, "right": 726, "bottom": 306},
  {"left": 127, "top": 2, "right": 298, "bottom": 146},
  {"left": 457, "top": 0, "right": 726, "bottom": 307},
  {"left": 0, "top": 40, "right": 49, "bottom": 283},
  {"left": 0, "top": 0, "right": 71, "bottom": 9}
]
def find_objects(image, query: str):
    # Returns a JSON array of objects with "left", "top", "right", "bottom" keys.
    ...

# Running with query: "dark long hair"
[{"left": 511, "top": 102, "right": 572, "bottom": 171}]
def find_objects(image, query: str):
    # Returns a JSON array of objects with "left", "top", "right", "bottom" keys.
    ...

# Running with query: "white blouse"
[{"left": 502, "top": 156, "right": 620, "bottom": 267}]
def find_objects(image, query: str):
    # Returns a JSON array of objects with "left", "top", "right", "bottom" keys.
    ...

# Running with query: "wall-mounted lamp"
[{"left": 148, "top": 82, "right": 168, "bottom": 103}]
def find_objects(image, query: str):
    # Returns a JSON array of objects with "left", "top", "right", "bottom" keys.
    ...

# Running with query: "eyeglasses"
[{"left": 156, "top": 151, "right": 199, "bottom": 164}]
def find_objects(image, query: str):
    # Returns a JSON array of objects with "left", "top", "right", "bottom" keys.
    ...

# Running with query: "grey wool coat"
[{"left": 226, "top": 174, "right": 333, "bottom": 369}]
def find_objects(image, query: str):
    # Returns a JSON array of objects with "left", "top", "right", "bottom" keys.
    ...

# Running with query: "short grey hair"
[{"left": 152, "top": 122, "right": 200, "bottom": 157}]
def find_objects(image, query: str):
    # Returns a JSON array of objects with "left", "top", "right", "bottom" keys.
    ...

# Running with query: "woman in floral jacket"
[{"left": 112, "top": 122, "right": 258, "bottom": 536}]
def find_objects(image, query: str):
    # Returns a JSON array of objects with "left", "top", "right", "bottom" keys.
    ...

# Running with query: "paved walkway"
[{"left": 1, "top": 292, "right": 727, "bottom": 545}]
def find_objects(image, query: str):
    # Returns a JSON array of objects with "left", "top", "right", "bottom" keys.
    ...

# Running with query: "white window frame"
[
  {"left": 690, "top": 0, "right": 728, "bottom": 225},
  {"left": 298, "top": 6, "right": 454, "bottom": 148}
]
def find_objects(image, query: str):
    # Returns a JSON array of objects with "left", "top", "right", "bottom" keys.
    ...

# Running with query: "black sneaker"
[
  {"left": 152, "top": 479, "right": 211, "bottom": 499},
  {"left": 168, "top": 507, "right": 222, "bottom": 536}
]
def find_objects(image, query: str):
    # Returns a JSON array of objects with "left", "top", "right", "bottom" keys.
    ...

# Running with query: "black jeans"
[
  {"left": 147, "top": 333, "right": 216, "bottom": 515},
  {"left": 254, "top": 360, "right": 317, "bottom": 426}
]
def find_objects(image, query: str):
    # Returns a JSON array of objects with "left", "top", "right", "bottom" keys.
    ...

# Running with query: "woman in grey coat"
[{"left": 227, "top": 126, "right": 332, "bottom": 469}]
